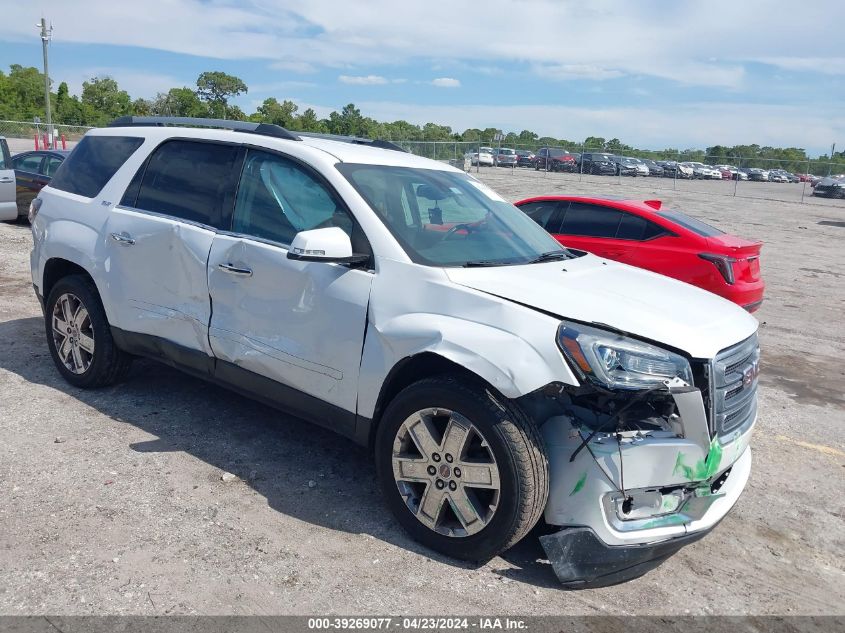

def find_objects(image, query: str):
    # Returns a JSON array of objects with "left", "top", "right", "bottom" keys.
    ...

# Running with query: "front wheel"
[{"left": 375, "top": 375, "right": 549, "bottom": 562}]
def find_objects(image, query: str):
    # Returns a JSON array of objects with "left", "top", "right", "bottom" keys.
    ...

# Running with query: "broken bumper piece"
[{"left": 539, "top": 523, "right": 715, "bottom": 589}]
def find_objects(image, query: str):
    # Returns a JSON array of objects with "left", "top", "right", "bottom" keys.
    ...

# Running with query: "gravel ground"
[{"left": 0, "top": 173, "right": 843, "bottom": 616}]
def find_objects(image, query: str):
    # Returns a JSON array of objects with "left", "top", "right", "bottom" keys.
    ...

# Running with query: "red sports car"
[{"left": 514, "top": 195, "right": 765, "bottom": 311}]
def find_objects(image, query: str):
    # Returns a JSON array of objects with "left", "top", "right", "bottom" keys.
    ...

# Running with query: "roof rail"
[
  {"left": 297, "top": 132, "right": 407, "bottom": 153},
  {"left": 107, "top": 116, "right": 301, "bottom": 141}
]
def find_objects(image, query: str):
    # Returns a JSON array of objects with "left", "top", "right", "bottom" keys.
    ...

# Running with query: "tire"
[
  {"left": 375, "top": 374, "right": 549, "bottom": 562},
  {"left": 44, "top": 274, "right": 132, "bottom": 388}
]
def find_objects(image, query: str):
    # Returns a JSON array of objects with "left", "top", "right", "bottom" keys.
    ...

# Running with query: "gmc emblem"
[{"left": 742, "top": 360, "right": 760, "bottom": 387}]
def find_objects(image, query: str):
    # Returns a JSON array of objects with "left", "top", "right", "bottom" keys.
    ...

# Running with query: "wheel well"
[
  {"left": 42, "top": 259, "right": 94, "bottom": 301},
  {"left": 368, "top": 352, "right": 478, "bottom": 449}
]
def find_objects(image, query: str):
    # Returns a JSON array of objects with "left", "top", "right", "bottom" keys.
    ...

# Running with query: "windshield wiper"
[
  {"left": 526, "top": 250, "right": 572, "bottom": 264},
  {"left": 464, "top": 260, "right": 507, "bottom": 267}
]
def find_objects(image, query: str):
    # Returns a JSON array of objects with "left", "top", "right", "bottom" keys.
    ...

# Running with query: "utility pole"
[{"left": 39, "top": 18, "right": 53, "bottom": 148}]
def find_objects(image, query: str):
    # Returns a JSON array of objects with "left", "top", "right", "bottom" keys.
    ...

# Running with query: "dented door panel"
[{"left": 103, "top": 207, "right": 215, "bottom": 355}]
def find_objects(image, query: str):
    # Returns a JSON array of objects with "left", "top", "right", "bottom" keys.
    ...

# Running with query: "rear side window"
[
  {"left": 134, "top": 140, "right": 242, "bottom": 229},
  {"left": 561, "top": 203, "right": 622, "bottom": 238},
  {"left": 657, "top": 210, "right": 724, "bottom": 237},
  {"left": 49, "top": 135, "right": 143, "bottom": 198},
  {"left": 616, "top": 213, "right": 667, "bottom": 240}
]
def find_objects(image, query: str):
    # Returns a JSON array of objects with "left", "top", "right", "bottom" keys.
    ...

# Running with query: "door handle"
[
  {"left": 0, "top": 177, "right": 13, "bottom": 183},
  {"left": 218, "top": 263, "right": 253, "bottom": 277},
  {"left": 110, "top": 232, "right": 135, "bottom": 246}
]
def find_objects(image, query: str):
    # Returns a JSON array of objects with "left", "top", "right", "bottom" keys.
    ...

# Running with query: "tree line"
[{"left": 1, "top": 64, "right": 842, "bottom": 173}]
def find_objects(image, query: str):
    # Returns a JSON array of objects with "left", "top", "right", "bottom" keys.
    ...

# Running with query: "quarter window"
[
  {"left": 616, "top": 213, "right": 666, "bottom": 240},
  {"left": 232, "top": 149, "right": 355, "bottom": 246},
  {"left": 135, "top": 140, "right": 241, "bottom": 228},
  {"left": 43, "top": 156, "right": 64, "bottom": 177},
  {"left": 49, "top": 135, "right": 144, "bottom": 198}
]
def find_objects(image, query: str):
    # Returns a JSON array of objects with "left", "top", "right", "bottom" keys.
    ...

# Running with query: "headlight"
[{"left": 557, "top": 321, "right": 692, "bottom": 390}]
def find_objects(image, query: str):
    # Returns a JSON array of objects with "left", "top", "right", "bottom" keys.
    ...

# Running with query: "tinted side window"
[
  {"left": 616, "top": 213, "right": 648, "bottom": 240},
  {"left": 519, "top": 201, "right": 560, "bottom": 232},
  {"left": 135, "top": 140, "right": 241, "bottom": 228},
  {"left": 561, "top": 203, "right": 622, "bottom": 238},
  {"left": 49, "top": 135, "right": 143, "bottom": 198},
  {"left": 13, "top": 154, "right": 44, "bottom": 173},
  {"left": 233, "top": 149, "right": 355, "bottom": 247}
]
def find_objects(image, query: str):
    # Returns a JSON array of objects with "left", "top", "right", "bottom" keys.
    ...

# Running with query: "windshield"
[
  {"left": 337, "top": 164, "right": 565, "bottom": 267},
  {"left": 549, "top": 149, "right": 568, "bottom": 157},
  {"left": 498, "top": 149, "right": 515, "bottom": 155},
  {"left": 657, "top": 210, "right": 724, "bottom": 237}
]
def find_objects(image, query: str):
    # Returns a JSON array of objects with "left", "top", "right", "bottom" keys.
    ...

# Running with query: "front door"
[
  {"left": 102, "top": 138, "right": 243, "bottom": 367},
  {"left": 0, "top": 139, "right": 16, "bottom": 220},
  {"left": 207, "top": 148, "right": 373, "bottom": 430}
]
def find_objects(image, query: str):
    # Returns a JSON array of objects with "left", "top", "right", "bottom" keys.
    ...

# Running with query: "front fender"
[{"left": 357, "top": 311, "right": 579, "bottom": 419}]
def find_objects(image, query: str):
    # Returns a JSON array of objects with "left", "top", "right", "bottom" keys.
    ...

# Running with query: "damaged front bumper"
[{"left": 536, "top": 378, "right": 756, "bottom": 588}]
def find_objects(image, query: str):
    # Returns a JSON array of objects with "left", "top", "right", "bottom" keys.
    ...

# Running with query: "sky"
[{"left": 1, "top": 0, "right": 843, "bottom": 156}]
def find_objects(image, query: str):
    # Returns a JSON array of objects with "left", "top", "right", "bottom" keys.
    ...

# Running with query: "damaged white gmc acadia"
[{"left": 29, "top": 118, "right": 759, "bottom": 588}]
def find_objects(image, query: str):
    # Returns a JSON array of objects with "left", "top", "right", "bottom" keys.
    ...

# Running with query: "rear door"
[
  {"left": 0, "top": 139, "right": 16, "bottom": 220},
  {"left": 11, "top": 152, "right": 47, "bottom": 217},
  {"left": 103, "top": 139, "right": 243, "bottom": 369},
  {"left": 207, "top": 148, "right": 374, "bottom": 432}
]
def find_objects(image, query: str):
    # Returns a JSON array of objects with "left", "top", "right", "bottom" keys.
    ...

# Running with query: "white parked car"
[
  {"left": 684, "top": 162, "right": 722, "bottom": 179},
  {"left": 464, "top": 148, "right": 494, "bottom": 166},
  {"left": 29, "top": 117, "right": 760, "bottom": 588},
  {"left": 0, "top": 137, "right": 17, "bottom": 221}
]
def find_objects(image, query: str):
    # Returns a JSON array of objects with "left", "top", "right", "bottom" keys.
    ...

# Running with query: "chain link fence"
[
  {"left": 2, "top": 121, "right": 841, "bottom": 204},
  {"left": 394, "top": 140, "right": 845, "bottom": 206},
  {"left": 0, "top": 120, "right": 91, "bottom": 153}
]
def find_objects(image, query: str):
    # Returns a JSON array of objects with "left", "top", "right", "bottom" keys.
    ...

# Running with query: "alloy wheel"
[
  {"left": 391, "top": 408, "right": 500, "bottom": 537},
  {"left": 51, "top": 292, "right": 95, "bottom": 374}
]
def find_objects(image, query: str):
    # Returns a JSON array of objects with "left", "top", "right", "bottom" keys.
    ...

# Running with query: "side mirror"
[{"left": 286, "top": 227, "right": 369, "bottom": 264}]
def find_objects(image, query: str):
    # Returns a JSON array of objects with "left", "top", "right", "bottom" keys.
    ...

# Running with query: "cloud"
[
  {"left": 3, "top": 1, "right": 840, "bottom": 90},
  {"left": 339, "top": 74, "right": 389, "bottom": 85},
  {"left": 754, "top": 57, "right": 845, "bottom": 75},
  {"left": 533, "top": 64, "right": 624, "bottom": 81},
  {"left": 431, "top": 77, "right": 460, "bottom": 88},
  {"left": 62, "top": 68, "right": 187, "bottom": 99}
]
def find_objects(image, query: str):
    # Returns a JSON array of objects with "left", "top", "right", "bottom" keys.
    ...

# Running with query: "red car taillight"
[{"left": 699, "top": 253, "right": 736, "bottom": 284}]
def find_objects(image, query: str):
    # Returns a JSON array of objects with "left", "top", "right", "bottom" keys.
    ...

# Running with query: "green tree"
[
  {"left": 326, "top": 103, "right": 366, "bottom": 136},
  {"left": 295, "top": 108, "right": 324, "bottom": 132},
  {"left": 195, "top": 71, "right": 247, "bottom": 119},
  {"left": 55, "top": 81, "right": 86, "bottom": 124},
  {"left": 584, "top": 136, "right": 606, "bottom": 149},
  {"left": 81, "top": 77, "right": 131, "bottom": 124},
  {"left": 255, "top": 97, "right": 298, "bottom": 127},
  {"left": 152, "top": 87, "right": 208, "bottom": 117}
]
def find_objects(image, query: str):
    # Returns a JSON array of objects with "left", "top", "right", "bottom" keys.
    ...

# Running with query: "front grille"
[{"left": 710, "top": 333, "right": 759, "bottom": 437}]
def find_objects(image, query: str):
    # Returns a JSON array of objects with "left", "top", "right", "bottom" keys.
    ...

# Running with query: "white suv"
[{"left": 29, "top": 117, "right": 759, "bottom": 588}]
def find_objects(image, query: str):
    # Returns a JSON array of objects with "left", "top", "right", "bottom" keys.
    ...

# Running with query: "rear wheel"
[
  {"left": 45, "top": 275, "right": 132, "bottom": 388},
  {"left": 375, "top": 374, "right": 548, "bottom": 562}
]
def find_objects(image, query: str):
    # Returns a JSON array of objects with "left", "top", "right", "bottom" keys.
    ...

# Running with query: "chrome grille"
[{"left": 711, "top": 333, "right": 759, "bottom": 437}]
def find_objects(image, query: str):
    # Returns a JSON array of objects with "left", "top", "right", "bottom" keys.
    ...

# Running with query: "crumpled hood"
[{"left": 446, "top": 255, "right": 758, "bottom": 359}]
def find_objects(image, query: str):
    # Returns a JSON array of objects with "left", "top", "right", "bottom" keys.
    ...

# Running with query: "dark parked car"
[
  {"left": 578, "top": 152, "right": 617, "bottom": 175},
  {"left": 611, "top": 155, "right": 639, "bottom": 176},
  {"left": 515, "top": 149, "right": 535, "bottom": 167},
  {"left": 812, "top": 175, "right": 845, "bottom": 198},
  {"left": 11, "top": 150, "right": 70, "bottom": 220},
  {"left": 642, "top": 159, "right": 664, "bottom": 177},
  {"left": 534, "top": 147, "right": 576, "bottom": 172}
]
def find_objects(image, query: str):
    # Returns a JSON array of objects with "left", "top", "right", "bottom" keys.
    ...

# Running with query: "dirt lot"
[{"left": 0, "top": 173, "right": 843, "bottom": 616}]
